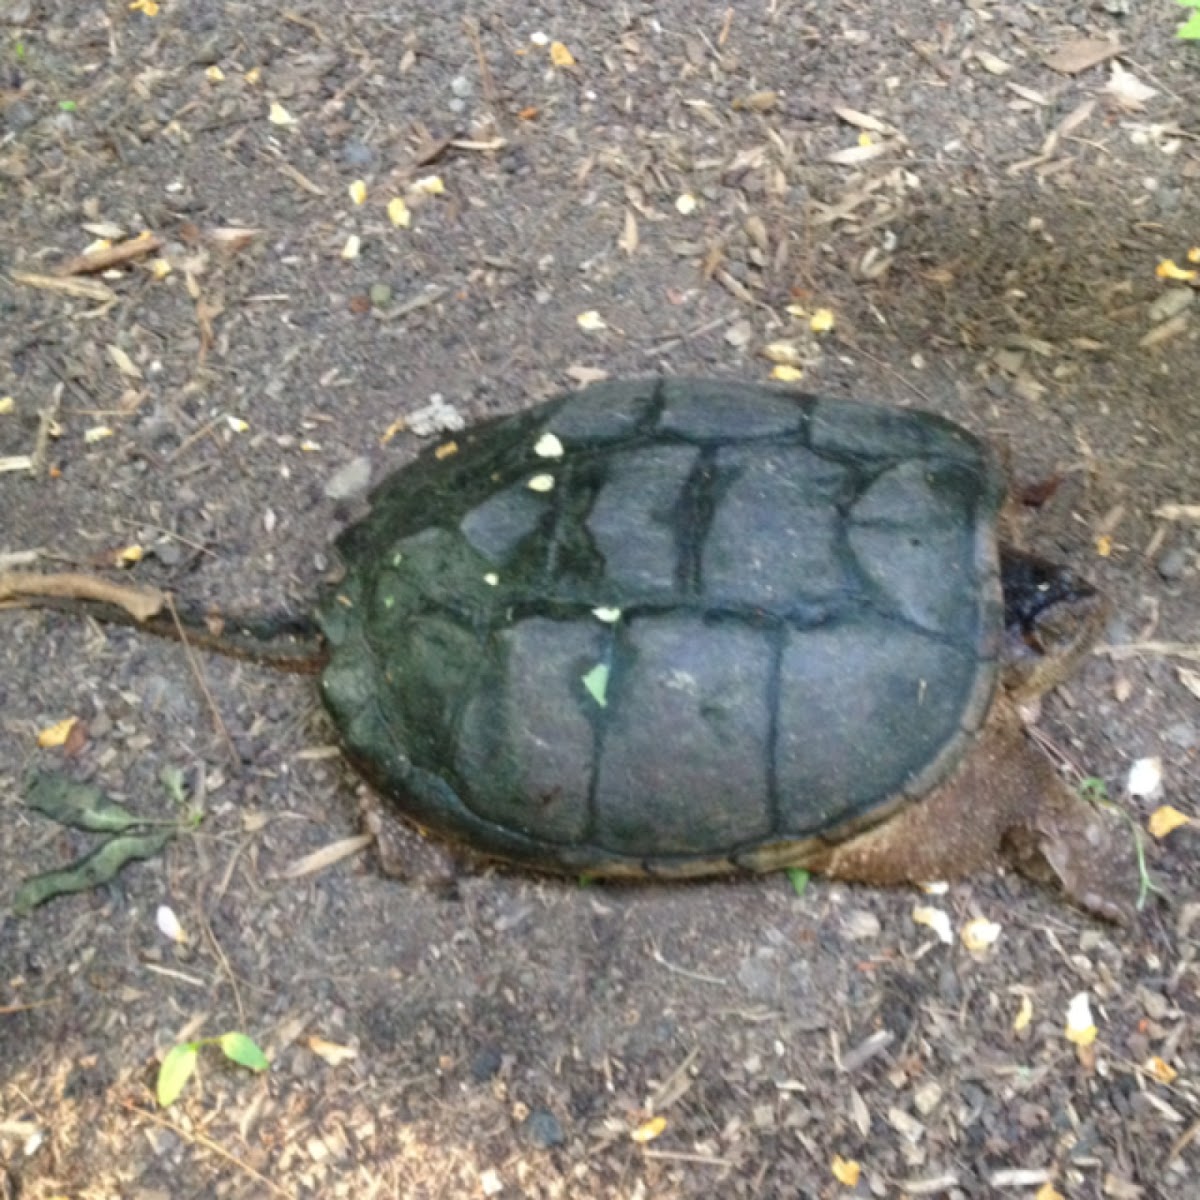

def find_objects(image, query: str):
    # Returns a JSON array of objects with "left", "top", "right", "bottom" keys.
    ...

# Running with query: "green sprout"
[
  {"left": 1078, "top": 777, "right": 1164, "bottom": 911},
  {"left": 157, "top": 1032, "right": 270, "bottom": 1107}
]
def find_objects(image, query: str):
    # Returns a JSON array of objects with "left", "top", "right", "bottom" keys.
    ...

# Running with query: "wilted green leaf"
[
  {"left": 24, "top": 770, "right": 145, "bottom": 833},
  {"left": 12, "top": 829, "right": 175, "bottom": 914},
  {"left": 157, "top": 1042, "right": 199, "bottom": 1107}
]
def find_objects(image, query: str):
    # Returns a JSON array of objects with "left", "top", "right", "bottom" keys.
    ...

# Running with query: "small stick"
[
  {"left": 164, "top": 595, "right": 239, "bottom": 764},
  {"left": 59, "top": 232, "right": 163, "bottom": 276},
  {"left": 463, "top": 18, "right": 499, "bottom": 115}
]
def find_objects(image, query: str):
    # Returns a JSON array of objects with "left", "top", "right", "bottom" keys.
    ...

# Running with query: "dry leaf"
[
  {"left": 975, "top": 50, "right": 1012, "bottom": 76},
  {"left": 307, "top": 1035, "right": 359, "bottom": 1066},
  {"left": 1148, "top": 805, "right": 1190, "bottom": 839},
  {"left": 1105, "top": 62, "right": 1158, "bottom": 111},
  {"left": 410, "top": 175, "right": 445, "bottom": 196},
  {"left": 37, "top": 717, "right": 78, "bottom": 748},
  {"left": 276, "top": 834, "right": 373, "bottom": 880},
  {"left": 549, "top": 41, "right": 575, "bottom": 67},
  {"left": 107, "top": 344, "right": 142, "bottom": 380},
  {"left": 268, "top": 102, "right": 296, "bottom": 126},
  {"left": 833, "top": 106, "right": 890, "bottom": 134},
  {"left": 1043, "top": 38, "right": 1121, "bottom": 76},
  {"left": 1177, "top": 667, "right": 1200, "bottom": 701},
  {"left": 831, "top": 1155, "right": 861, "bottom": 1186},
  {"left": 618, "top": 209, "right": 638, "bottom": 255},
  {"left": 1065, "top": 993, "right": 1098, "bottom": 1047},
  {"left": 826, "top": 142, "right": 888, "bottom": 166},
  {"left": 912, "top": 906, "right": 953, "bottom": 944}
]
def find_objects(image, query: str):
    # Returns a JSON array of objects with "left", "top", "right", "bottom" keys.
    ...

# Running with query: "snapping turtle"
[{"left": 313, "top": 377, "right": 1131, "bottom": 920}]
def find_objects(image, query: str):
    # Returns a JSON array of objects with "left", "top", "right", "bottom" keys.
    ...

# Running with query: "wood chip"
[
  {"left": 10, "top": 272, "right": 117, "bottom": 302},
  {"left": 832, "top": 106, "right": 892, "bottom": 134},
  {"left": 59, "top": 232, "right": 162, "bottom": 276},
  {"left": 1139, "top": 312, "right": 1191, "bottom": 348},
  {"left": 1154, "top": 503, "right": 1200, "bottom": 522},
  {"left": 1043, "top": 38, "right": 1121, "bottom": 76},
  {"left": 0, "top": 455, "right": 33, "bottom": 474}
]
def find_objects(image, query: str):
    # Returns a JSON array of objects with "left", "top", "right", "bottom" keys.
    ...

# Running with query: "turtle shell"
[{"left": 316, "top": 378, "right": 1006, "bottom": 876}]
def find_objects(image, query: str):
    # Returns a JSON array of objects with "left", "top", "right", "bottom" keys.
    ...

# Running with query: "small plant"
[
  {"left": 1078, "top": 778, "right": 1163, "bottom": 911},
  {"left": 157, "top": 1032, "right": 270, "bottom": 1107},
  {"left": 1179, "top": 0, "right": 1200, "bottom": 39}
]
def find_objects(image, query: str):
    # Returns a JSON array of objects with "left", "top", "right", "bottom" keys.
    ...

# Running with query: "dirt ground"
[{"left": 1, "top": 2, "right": 1198, "bottom": 1197}]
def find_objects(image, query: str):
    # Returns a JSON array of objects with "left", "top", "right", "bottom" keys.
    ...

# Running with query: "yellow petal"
[
  {"left": 410, "top": 175, "right": 444, "bottom": 196},
  {"left": 960, "top": 917, "right": 1002, "bottom": 953},
  {"left": 1156, "top": 259, "right": 1197, "bottom": 282},
  {"left": 149, "top": 257, "right": 172, "bottom": 280},
  {"left": 630, "top": 1115, "right": 666, "bottom": 1143},
  {"left": 1146, "top": 1055, "right": 1177, "bottom": 1085},
  {"left": 244, "top": 67, "right": 261, "bottom": 86},
  {"left": 1188, "top": 246, "right": 1200, "bottom": 265},
  {"left": 348, "top": 179, "right": 368, "bottom": 206},
  {"left": 675, "top": 193, "right": 698, "bottom": 215},
  {"left": 1013, "top": 993, "right": 1034, "bottom": 1033},
  {"left": 1148, "top": 804, "right": 1190, "bottom": 839},
  {"left": 771, "top": 365, "right": 804, "bottom": 382},
  {"left": 387, "top": 197, "right": 412, "bottom": 228},
  {"left": 268, "top": 102, "right": 296, "bottom": 126},
  {"left": 1065, "top": 992, "right": 1098, "bottom": 1046},
  {"left": 37, "top": 717, "right": 78, "bottom": 748},
  {"left": 205, "top": 66, "right": 225, "bottom": 83},
  {"left": 527, "top": 473, "right": 555, "bottom": 493},
  {"left": 226, "top": 415, "right": 249, "bottom": 433},
  {"left": 912, "top": 905, "right": 953, "bottom": 944},
  {"left": 549, "top": 41, "right": 576, "bottom": 67},
  {"left": 0, "top": 396, "right": 13, "bottom": 414},
  {"left": 116, "top": 544, "right": 144, "bottom": 565},
  {"left": 84, "top": 425, "right": 114, "bottom": 444},
  {"left": 576, "top": 310, "right": 607, "bottom": 332},
  {"left": 810, "top": 307, "right": 836, "bottom": 333},
  {"left": 762, "top": 341, "right": 802, "bottom": 366},
  {"left": 831, "top": 1155, "right": 861, "bottom": 1187},
  {"left": 341, "top": 234, "right": 361, "bottom": 260},
  {"left": 1035, "top": 1185, "right": 1065, "bottom": 1200},
  {"left": 1095, "top": 533, "right": 1113, "bottom": 557}
]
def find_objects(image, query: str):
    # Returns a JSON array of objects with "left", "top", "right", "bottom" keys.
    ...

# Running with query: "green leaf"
[
  {"left": 58, "top": 99, "right": 76, "bottom": 112},
  {"left": 581, "top": 663, "right": 609, "bottom": 708},
  {"left": 157, "top": 1043, "right": 199, "bottom": 1107},
  {"left": 159, "top": 765, "right": 188, "bottom": 806},
  {"left": 1078, "top": 776, "right": 1109, "bottom": 803},
  {"left": 786, "top": 867, "right": 811, "bottom": 897},
  {"left": 218, "top": 1032, "right": 269, "bottom": 1072},
  {"left": 24, "top": 769, "right": 146, "bottom": 833},
  {"left": 1180, "top": 11, "right": 1200, "bottom": 37},
  {"left": 12, "top": 829, "right": 175, "bottom": 915}
]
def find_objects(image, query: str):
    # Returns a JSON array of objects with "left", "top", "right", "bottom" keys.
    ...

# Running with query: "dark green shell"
[{"left": 316, "top": 378, "right": 1005, "bottom": 876}]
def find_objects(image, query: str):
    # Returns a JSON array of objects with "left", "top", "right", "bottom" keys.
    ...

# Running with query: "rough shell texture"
[{"left": 317, "top": 378, "right": 1006, "bottom": 875}]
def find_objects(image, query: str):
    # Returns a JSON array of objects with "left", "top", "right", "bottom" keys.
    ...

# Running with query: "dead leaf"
[
  {"left": 1013, "top": 993, "right": 1034, "bottom": 1034},
  {"left": 1148, "top": 805, "right": 1191, "bottom": 839},
  {"left": 107, "top": 344, "right": 142, "bottom": 381},
  {"left": 206, "top": 226, "right": 261, "bottom": 253},
  {"left": 974, "top": 50, "right": 1012, "bottom": 76},
  {"left": 1105, "top": 62, "right": 1157, "bottom": 111},
  {"left": 549, "top": 41, "right": 575, "bottom": 68},
  {"left": 37, "top": 717, "right": 78, "bottom": 749},
  {"left": 1043, "top": 38, "right": 1121, "bottom": 76},
  {"left": 832, "top": 106, "right": 891, "bottom": 134},
  {"left": 826, "top": 142, "right": 889, "bottom": 166},
  {"left": 276, "top": 834, "right": 373, "bottom": 880},
  {"left": 307, "top": 1035, "right": 359, "bottom": 1066},
  {"left": 831, "top": 1155, "right": 861, "bottom": 1186},
  {"left": 1177, "top": 668, "right": 1200, "bottom": 701},
  {"left": 630, "top": 1115, "right": 666, "bottom": 1143}
]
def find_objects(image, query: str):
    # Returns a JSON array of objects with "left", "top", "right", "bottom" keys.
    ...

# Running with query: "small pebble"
[
  {"left": 324, "top": 456, "right": 372, "bottom": 502},
  {"left": 450, "top": 75, "right": 473, "bottom": 98},
  {"left": 469, "top": 1046, "right": 502, "bottom": 1082},
  {"left": 341, "top": 140, "right": 376, "bottom": 169},
  {"left": 521, "top": 1108, "right": 565, "bottom": 1149},
  {"left": 1156, "top": 546, "right": 1188, "bottom": 581},
  {"left": 369, "top": 282, "right": 393, "bottom": 308}
]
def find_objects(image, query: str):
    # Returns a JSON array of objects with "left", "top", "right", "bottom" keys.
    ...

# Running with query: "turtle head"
[{"left": 998, "top": 546, "right": 1109, "bottom": 702}]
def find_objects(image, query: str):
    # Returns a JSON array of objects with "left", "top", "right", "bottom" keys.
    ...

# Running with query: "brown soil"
[{"left": 2, "top": 3, "right": 1198, "bottom": 1198}]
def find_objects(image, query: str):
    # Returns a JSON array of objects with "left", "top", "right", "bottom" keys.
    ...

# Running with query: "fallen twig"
[{"left": 0, "top": 571, "right": 166, "bottom": 622}]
